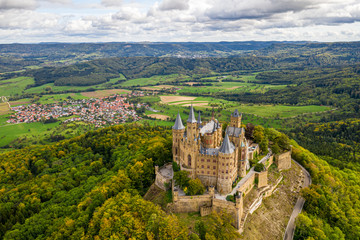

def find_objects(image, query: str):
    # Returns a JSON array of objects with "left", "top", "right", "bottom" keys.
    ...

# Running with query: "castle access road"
[{"left": 283, "top": 159, "right": 312, "bottom": 240}]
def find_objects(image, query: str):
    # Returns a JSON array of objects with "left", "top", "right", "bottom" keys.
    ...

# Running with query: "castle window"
[
  {"left": 175, "top": 147, "right": 178, "bottom": 155},
  {"left": 226, "top": 177, "right": 228, "bottom": 179},
  {"left": 207, "top": 166, "right": 210, "bottom": 169},
  {"left": 201, "top": 159, "right": 204, "bottom": 162},
  {"left": 226, "top": 163, "right": 228, "bottom": 166},
  {"left": 202, "top": 171, "right": 204, "bottom": 174},
  {"left": 207, "top": 171, "right": 210, "bottom": 174},
  {"left": 222, "top": 171, "right": 224, "bottom": 173},
  {"left": 202, "top": 165, "right": 204, "bottom": 168},
  {"left": 188, "top": 155, "right": 192, "bottom": 167},
  {"left": 207, "top": 159, "right": 210, "bottom": 162},
  {"left": 213, "top": 160, "right": 216, "bottom": 163},
  {"left": 222, "top": 163, "right": 224, "bottom": 166},
  {"left": 226, "top": 170, "right": 228, "bottom": 174},
  {"left": 213, "top": 172, "right": 216, "bottom": 175},
  {"left": 213, "top": 166, "right": 216, "bottom": 170}
]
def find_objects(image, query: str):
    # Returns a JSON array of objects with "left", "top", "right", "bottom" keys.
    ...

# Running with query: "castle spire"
[
  {"left": 197, "top": 111, "right": 202, "bottom": 124},
  {"left": 219, "top": 133, "right": 234, "bottom": 154},
  {"left": 232, "top": 109, "right": 241, "bottom": 117},
  {"left": 173, "top": 112, "right": 185, "bottom": 130},
  {"left": 187, "top": 104, "right": 196, "bottom": 123}
]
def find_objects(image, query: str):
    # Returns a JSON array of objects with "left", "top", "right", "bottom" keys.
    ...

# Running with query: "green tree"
[
  {"left": 174, "top": 170, "right": 190, "bottom": 189},
  {"left": 187, "top": 178, "right": 205, "bottom": 196}
]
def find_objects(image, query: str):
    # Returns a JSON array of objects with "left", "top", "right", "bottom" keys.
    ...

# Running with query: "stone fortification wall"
[
  {"left": 238, "top": 173, "right": 255, "bottom": 196},
  {"left": 276, "top": 150, "right": 291, "bottom": 170},
  {"left": 154, "top": 164, "right": 173, "bottom": 191},
  {"left": 265, "top": 155, "right": 274, "bottom": 169},
  {"left": 256, "top": 170, "right": 268, "bottom": 188},
  {"left": 213, "top": 197, "right": 242, "bottom": 229},
  {"left": 172, "top": 191, "right": 212, "bottom": 213}
]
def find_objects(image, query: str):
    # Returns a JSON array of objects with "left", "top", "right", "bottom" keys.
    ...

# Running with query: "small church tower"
[{"left": 172, "top": 112, "right": 185, "bottom": 164}]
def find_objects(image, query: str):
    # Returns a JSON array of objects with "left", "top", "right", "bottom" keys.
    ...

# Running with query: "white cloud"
[
  {"left": 0, "top": 0, "right": 360, "bottom": 43},
  {"left": 101, "top": 0, "right": 122, "bottom": 7},
  {"left": 0, "top": 0, "right": 37, "bottom": 10},
  {"left": 158, "top": 0, "right": 189, "bottom": 11}
]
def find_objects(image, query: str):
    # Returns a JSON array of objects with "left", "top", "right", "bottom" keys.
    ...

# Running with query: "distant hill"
[{"left": 1, "top": 41, "right": 360, "bottom": 73}]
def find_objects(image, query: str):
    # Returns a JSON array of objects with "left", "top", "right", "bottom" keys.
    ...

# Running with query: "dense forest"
[{"left": 0, "top": 124, "right": 241, "bottom": 239}]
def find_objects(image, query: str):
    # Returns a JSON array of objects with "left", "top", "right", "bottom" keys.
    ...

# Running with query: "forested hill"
[
  {"left": 1, "top": 41, "right": 360, "bottom": 73},
  {"left": 0, "top": 124, "right": 176, "bottom": 239}
]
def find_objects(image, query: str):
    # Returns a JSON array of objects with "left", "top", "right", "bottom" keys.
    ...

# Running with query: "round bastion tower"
[{"left": 172, "top": 112, "right": 185, "bottom": 164}]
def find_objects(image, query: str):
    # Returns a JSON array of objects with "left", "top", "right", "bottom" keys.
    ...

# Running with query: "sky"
[{"left": 0, "top": 0, "right": 359, "bottom": 43}]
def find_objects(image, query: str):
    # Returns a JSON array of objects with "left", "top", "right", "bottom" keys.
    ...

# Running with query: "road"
[{"left": 283, "top": 159, "right": 312, "bottom": 240}]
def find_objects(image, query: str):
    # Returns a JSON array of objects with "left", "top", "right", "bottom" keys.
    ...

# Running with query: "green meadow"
[{"left": 0, "top": 77, "right": 35, "bottom": 96}]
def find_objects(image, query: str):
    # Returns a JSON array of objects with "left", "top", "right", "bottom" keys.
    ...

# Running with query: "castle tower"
[
  {"left": 238, "top": 141, "right": 247, "bottom": 177},
  {"left": 172, "top": 112, "right": 185, "bottom": 164},
  {"left": 230, "top": 109, "right": 242, "bottom": 128},
  {"left": 187, "top": 104, "right": 197, "bottom": 142},
  {"left": 217, "top": 133, "right": 237, "bottom": 194}
]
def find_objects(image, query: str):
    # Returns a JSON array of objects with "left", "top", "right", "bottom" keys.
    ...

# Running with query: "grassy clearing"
[
  {"left": 0, "top": 121, "right": 94, "bottom": 148},
  {"left": 0, "top": 77, "right": 35, "bottom": 96},
  {"left": 0, "top": 121, "right": 61, "bottom": 147}
]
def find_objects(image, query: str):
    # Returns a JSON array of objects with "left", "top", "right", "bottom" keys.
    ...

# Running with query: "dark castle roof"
[
  {"left": 219, "top": 133, "right": 235, "bottom": 154},
  {"left": 226, "top": 126, "right": 243, "bottom": 137},
  {"left": 231, "top": 109, "right": 242, "bottom": 117},
  {"left": 173, "top": 112, "right": 185, "bottom": 130},
  {"left": 197, "top": 111, "right": 202, "bottom": 124}
]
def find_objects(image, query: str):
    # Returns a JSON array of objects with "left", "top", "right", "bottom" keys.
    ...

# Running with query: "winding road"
[{"left": 283, "top": 159, "right": 312, "bottom": 240}]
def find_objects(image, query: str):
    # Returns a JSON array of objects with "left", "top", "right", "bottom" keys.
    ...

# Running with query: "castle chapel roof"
[
  {"left": 173, "top": 112, "right": 185, "bottom": 130},
  {"left": 219, "top": 133, "right": 235, "bottom": 154},
  {"left": 187, "top": 104, "right": 197, "bottom": 123}
]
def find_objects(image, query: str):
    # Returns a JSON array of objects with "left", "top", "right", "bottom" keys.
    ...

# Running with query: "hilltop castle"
[{"left": 172, "top": 105, "right": 257, "bottom": 194}]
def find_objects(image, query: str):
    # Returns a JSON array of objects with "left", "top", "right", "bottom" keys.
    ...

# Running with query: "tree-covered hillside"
[{"left": 0, "top": 124, "right": 178, "bottom": 239}]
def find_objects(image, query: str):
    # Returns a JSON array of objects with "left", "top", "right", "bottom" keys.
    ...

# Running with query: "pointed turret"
[
  {"left": 187, "top": 104, "right": 196, "bottom": 123},
  {"left": 232, "top": 109, "right": 242, "bottom": 117},
  {"left": 219, "top": 133, "right": 234, "bottom": 154},
  {"left": 173, "top": 112, "right": 185, "bottom": 130},
  {"left": 197, "top": 111, "right": 202, "bottom": 125}
]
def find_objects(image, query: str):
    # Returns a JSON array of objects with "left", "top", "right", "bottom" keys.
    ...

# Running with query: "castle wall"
[
  {"left": 255, "top": 170, "right": 268, "bottom": 188},
  {"left": 154, "top": 164, "right": 173, "bottom": 191},
  {"left": 238, "top": 172, "right": 255, "bottom": 196},
  {"left": 276, "top": 150, "right": 291, "bottom": 170},
  {"left": 265, "top": 155, "right": 274, "bottom": 169},
  {"left": 212, "top": 197, "right": 242, "bottom": 229},
  {"left": 196, "top": 154, "right": 218, "bottom": 183},
  {"left": 172, "top": 193, "right": 213, "bottom": 213}
]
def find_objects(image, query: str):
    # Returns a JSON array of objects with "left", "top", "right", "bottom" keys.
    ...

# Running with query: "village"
[{"left": 7, "top": 93, "right": 148, "bottom": 128}]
